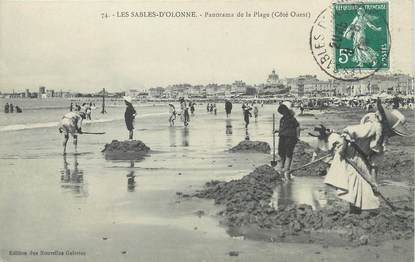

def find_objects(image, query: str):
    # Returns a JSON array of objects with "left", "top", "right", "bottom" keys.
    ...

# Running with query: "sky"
[{"left": 0, "top": 0, "right": 413, "bottom": 93}]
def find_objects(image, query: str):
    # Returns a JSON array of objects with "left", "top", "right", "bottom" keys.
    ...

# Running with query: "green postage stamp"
[{"left": 333, "top": 2, "right": 389, "bottom": 71}]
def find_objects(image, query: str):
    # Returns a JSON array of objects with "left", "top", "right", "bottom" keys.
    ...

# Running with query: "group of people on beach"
[
  {"left": 57, "top": 93, "right": 411, "bottom": 214},
  {"left": 4, "top": 103, "right": 22, "bottom": 113},
  {"left": 168, "top": 98, "right": 195, "bottom": 127},
  {"left": 275, "top": 97, "right": 410, "bottom": 214},
  {"left": 241, "top": 102, "right": 259, "bottom": 129},
  {"left": 206, "top": 103, "right": 217, "bottom": 115},
  {"left": 69, "top": 102, "right": 95, "bottom": 120}
]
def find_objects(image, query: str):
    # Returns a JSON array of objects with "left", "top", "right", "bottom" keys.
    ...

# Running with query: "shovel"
[
  {"left": 80, "top": 131, "right": 106, "bottom": 135},
  {"left": 271, "top": 113, "right": 278, "bottom": 167}
]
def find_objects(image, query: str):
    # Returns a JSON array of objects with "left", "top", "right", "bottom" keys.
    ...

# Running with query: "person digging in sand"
[
  {"left": 309, "top": 99, "right": 410, "bottom": 213},
  {"left": 275, "top": 101, "right": 300, "bottom": 180},
  {"left": 59, "top": 111, "right": 86, "bottom": 154},
  {"left": 124, "top": 96, "right": 136, "bottom": 140}
]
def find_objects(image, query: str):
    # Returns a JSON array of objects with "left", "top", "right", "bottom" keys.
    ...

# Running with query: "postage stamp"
[
  {"left": 333, "top": 2, "right": 389, "bottom": 70},
  {"left": 309, "top": 1, "right": 391, "bottom": 81}
]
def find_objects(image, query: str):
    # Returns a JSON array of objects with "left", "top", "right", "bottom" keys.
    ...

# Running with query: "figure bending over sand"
[
  {"left": 59, "top": 111, "right": 86, "bottom": 154},
  {"left": 310, "top": 99, "right": 409, "bottom": 212}
]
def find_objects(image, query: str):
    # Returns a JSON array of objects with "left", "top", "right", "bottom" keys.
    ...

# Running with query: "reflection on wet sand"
[
  {"left": 225, "top": 118, "right": 233, "bottom": 147},
  {"left": 168, "top": 126, "right": 176, "bottom": 147},
  {"left": 244, "top": 128, "right": 250, "bottom": 141},
  {"left": 127, "top": 160, "right": 136, "bottom": 192},
  {"left": 60, "top": 154, "right": 88, "bottom": 197},
  {"left": 181, "top": 127, "right": 190, "bottom": 147},
  {"left": 225, "top": 118, "right": 233, "bottom": 135},
  {"left": 270, "top": 177, "right": 331, "bottom": 209}
]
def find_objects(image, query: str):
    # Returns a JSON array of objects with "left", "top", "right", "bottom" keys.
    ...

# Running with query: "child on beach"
[
  {"left": 190, "top": 102, "right": 195, "bottom": 116},
  {"left": 4, "top": 103, "right": 9, "bottom": 113},
  {"left": 225, "top": 100, "right": 232, "bottom": 118},
  {"left": 253, "top": 105, "right": 259, "bottom": 122},
  {"left": 84, "top": 103, "right": 92, "bottom": 120},
  {"left": 242, "top": 104, "right": 252, "bottom": 129},
  {"left": 124, "top": 96, "right": 136, "bottom": 140},
  {"left": 59, "top": 111, "right": 86, "bottom": 154},
  {"left": 299, "top": 102, "right": 305, "bottom": 115},
  {"left": 168, "top": 103, "right": 176, "bottom": 126},
  {"left": 275, "top": 101, "right": 300, "bottom": 180},
  {"left": 179, "top": 97, "right": 190, "bottom": 126}
]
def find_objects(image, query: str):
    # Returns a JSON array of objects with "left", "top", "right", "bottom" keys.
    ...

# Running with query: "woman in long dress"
[
  {"left": 343, "top": 7, "right": 382, "bottom": 67},
  {"left": 311, "top": 100, "right": 409, "bottom": 212}
]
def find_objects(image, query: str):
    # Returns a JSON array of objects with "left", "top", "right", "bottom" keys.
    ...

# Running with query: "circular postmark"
[{"left": 310, "top": 2, "right": 391, "bottom": 81}]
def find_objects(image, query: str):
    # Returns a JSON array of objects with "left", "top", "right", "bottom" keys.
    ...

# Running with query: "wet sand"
[{"left": 0, "top": 104, "right": 413, "bottom": 261}]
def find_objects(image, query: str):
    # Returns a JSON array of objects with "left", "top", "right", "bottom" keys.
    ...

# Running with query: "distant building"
[
  {"left": 127, "top": 89, "right": 141, "bottom": 98},
  {"left": 231, "top": 80, "right": 247, "bottom": 96},
  {"left": 46, "top": 89, "right": 55, "bottom": 98},
  {"left": 266, "top": 69, "right": 282, "bottom": 86},
  {"left": 148, "top": 87, "right": 165, "bottom": 98},
  {"left": 333, "top": 73, "right": 414, "bottom": 96},
  {"left": 62, "top": 92, "right": 73, "bottom": 98},
  {"left": 188, "top": 85, "right": 204, "bottom": 98},
  {"left": 261, "top": 70, "right": 287, "bottom": 95},
  {"left": 286, "top": 75, "right": 333, "bottom": 97},
  {"left": 136, "top": 91, "right": 149, "bottom": 100}
]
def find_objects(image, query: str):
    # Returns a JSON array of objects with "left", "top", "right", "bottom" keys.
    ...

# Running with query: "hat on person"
[
  {"left": 278, "top": 101, "right": 294, "bottom": 115},
  {"left": 309, "top": 124, "right": 332, "bottom": 140},
  {"left": 377, "top": 98, "right": 410, "bottom": 137},
  {"left": 78, "top": 111, "right": 86, "bottom": 119},
  {"left": 123, "top": 96, "right": 132, "bottom": 103}
]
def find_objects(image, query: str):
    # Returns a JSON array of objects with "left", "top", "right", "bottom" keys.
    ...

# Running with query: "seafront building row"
[{"left": 1, "top": 70, "right": 413, "bottom": 100}]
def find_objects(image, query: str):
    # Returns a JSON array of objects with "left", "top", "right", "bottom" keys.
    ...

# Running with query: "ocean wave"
[{"left": 0, "top": 112, "right": 168, "bottom": 132}]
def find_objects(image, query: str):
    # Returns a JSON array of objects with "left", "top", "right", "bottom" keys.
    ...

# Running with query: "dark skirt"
[
  {"left": 125, "top": 119, "right": 134, "bottom": 131},
  {"left": 278, "top": 136, "right": 297, "bottom": 158}
]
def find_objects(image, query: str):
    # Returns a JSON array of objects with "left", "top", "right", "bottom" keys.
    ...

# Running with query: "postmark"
[{"left": 309, "top": 1, "right": 391, "bottom": 81}]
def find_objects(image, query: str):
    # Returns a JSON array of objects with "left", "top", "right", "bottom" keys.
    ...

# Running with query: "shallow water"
[
  {"left": 0, "top": 100, "right": 355, "bottom": 261},
  {"left": 270, "top": 176, "right": 336, "bottom": 210}
]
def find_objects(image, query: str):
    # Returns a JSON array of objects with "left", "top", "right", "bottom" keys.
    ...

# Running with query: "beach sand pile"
[
  {"left": 377, "top": 149, "right": 414, "bottom": 185},
  {"left": 102, "top": 140, "right": 150, "bottom": 160},
  {"left": 290, "top": 141, "right": 328, "bottom": 176},
  {"left": 229, "top": 141, "right": 271, "bottom": 154},
  {"left": 195, "top": 147, "right": 414, "bottom": 246}
]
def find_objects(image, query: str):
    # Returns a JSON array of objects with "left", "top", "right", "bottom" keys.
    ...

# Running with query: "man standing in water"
[
  {"left": 124, "top": 96, "right": 136, "bottom": 140},
  {"left": 242, "top": 103, "right": 252, "bottom": 129},
  {"left": 190, "top": 102, "right": 195, "bottom": 116},
  {"left": 225, "top": 99, "right": 232, "bottom": 117},
  {"left": 275, "top": 101, "right": 300, "bottom": 180},
  {"left": 59, "top": 111, "right": 86, "bottom": 154}
]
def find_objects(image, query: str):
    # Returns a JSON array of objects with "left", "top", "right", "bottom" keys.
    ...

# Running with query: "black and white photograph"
[{"left": 0, "top": 0, "right": 413, "bottom": 261}]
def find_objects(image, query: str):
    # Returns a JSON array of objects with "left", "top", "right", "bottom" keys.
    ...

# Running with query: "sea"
[{"left": 0, "top": 97, "right": 332, "bottom": 261}]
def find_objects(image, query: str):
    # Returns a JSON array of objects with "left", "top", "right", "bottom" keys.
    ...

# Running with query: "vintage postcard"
[{"left": 0, "top": 0, "right": 413, "bottom": 261}]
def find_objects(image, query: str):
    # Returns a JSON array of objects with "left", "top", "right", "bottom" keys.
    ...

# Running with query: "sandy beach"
[{"left": 0, "top": 100, "right": 413, "bottom": 262}]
